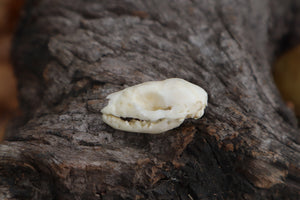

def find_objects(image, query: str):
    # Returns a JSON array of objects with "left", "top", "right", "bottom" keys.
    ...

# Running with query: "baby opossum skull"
[{"left": 101, "top": 78, "right": 207, "bottom": 134}]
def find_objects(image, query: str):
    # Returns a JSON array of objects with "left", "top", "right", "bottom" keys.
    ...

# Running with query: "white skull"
[{"left": 101, "top": 78, "right": 207, "bottom": 134}]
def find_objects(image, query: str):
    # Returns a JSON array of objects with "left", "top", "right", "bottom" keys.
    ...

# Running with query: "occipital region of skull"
[{"left": 101, "top": 78, "right": 207, "bottom": 134}]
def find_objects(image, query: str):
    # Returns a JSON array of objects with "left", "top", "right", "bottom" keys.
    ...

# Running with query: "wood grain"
[{"left": 1, "top": 0, "right": 300, "bottom": 199}]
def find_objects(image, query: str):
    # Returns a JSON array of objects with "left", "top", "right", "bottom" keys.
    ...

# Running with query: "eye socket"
[{"left": 135, "top": 92, "right": 172, "bottom": 111}]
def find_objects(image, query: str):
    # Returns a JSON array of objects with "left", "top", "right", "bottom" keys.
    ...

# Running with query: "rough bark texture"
[{"left": 1, "top": 0, "right": 300, "bottom": 199}]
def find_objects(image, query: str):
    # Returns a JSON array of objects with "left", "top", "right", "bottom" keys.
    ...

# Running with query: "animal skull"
[{"left": 101, "top": 78, "right": 207, "bottom": 134}]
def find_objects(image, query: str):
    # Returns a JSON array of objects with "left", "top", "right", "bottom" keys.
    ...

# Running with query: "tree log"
[{"left": 1, "top": 0, "right": 300, "bottom": 199}]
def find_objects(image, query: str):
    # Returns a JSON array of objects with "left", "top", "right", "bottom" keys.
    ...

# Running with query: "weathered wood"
[{"left": 1, "top": 0, "right": 300, "bottom": 199}]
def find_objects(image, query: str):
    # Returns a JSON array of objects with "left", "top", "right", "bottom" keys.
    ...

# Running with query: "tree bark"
[{"left": 1, "top": 0, "right": 300, "bottom": 199}]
